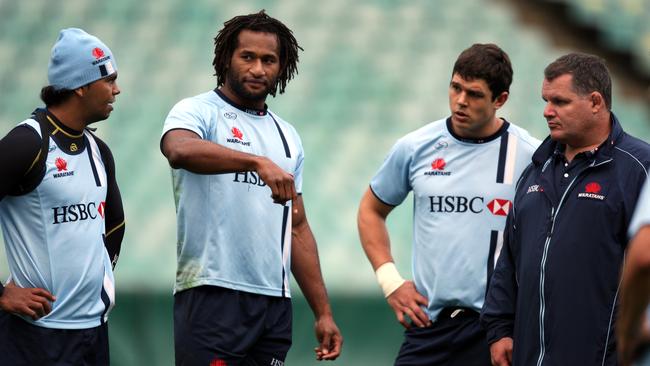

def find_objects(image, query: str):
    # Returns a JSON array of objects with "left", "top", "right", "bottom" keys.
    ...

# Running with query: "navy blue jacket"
[{"left": 481, "top": 115, "right": 650, "bottom": 365}]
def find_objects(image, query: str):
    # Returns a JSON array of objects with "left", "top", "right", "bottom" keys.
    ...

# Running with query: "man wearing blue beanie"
[{"left": 0, "top": 28, "right": 125, "bottom": 365}]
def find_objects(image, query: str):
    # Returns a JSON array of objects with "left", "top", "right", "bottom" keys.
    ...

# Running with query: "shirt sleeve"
[
  {"left": 94, "top": 136, "right": 125, "bottom": 269},
  {"left": 293, "top": 136, "right": 304, "bottom": 195},
  {"left": 161, "top": 98, "right": 210, "bottom": 141},
  {"left": 629, "top": 177, "right": 650, "bottom": 238},
  {"left": 0, "top": 125, "right": 42, "bottom": 201},
  {"left": 369, "top": 137, "right": 413, "bottom": 206}
]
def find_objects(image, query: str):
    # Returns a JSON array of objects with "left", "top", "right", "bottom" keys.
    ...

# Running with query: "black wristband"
[{"left": 0, "top": 282, "right": 4, "bottom": 297}]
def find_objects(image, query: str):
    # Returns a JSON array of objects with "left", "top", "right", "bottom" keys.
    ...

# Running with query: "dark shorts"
[
  {"left": 395, "top": 307, "right": 491, "bottom": 366},
  {"left": 174, "top": 285, "right": 292, "bottom": 366},
  {"left": 0, "top": 310, "right": 109, "bottom": 366}
]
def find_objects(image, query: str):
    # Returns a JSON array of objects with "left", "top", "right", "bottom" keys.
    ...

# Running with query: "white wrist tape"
[{"left": 375, "top": 262, "right": 406, "bottom": 298}]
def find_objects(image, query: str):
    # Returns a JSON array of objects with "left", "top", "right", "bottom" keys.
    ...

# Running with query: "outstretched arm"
[
  {"left": 291, "top": 195, "right": 342, "bottom": 361},
  {"left": 161, "top": 129, "right": 296, "bottom": 204},
  {"left": 357, "top": 187, "right": 430, "bottom": 329}
]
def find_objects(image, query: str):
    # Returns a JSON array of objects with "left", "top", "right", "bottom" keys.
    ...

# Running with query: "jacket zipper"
[{"left": 536, "top": 158, "right": 612, "bottom": 365}]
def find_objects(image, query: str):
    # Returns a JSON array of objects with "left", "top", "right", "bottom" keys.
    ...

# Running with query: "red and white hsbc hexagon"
[{"left": 487, "top": 198, "right": 511, "bottom": 216}]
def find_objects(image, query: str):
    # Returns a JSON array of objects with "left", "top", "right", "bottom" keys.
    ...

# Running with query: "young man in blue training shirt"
[
  {"left": 357, "top": 43, "right": 539, "bottom": 365},
  {"left": 0, "top": 28, "right": 125, "bottom": 365},
  {"left": 482, "top": 53, "right": 650, "bottom": 366},
  {"left": 161, "top": 11, "right": 342, "bottom": 365}
]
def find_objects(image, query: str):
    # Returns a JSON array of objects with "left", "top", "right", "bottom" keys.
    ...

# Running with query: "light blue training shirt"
[
  {"left": 162, "top": 90, "right": 304, "bottom": 298},
  {"left": 370, "top": 117, "right": 539, "bottom": 322}
]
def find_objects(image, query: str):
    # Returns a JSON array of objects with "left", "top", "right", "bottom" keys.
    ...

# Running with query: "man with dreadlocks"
[{"left": 161, "top": 10, "right": 342, "bottom": 365}]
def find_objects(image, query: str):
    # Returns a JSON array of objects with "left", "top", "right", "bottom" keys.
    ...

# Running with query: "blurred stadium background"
[{"left": 0, "top": 0, "right": 648, "bottom": 364}]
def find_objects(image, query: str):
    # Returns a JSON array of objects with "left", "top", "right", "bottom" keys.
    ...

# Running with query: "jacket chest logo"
[{"left": 577, "top": 182, "right": 605, "bottom": 201}]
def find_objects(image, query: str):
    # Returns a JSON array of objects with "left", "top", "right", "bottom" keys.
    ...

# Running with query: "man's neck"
[
  {"left": 453, "top": 116, "right": 504, "bottom": 140},
  {"left": 47, "top": 104, "right": 85, "bottom": 132},
  {"left": 218, "top": 86, "right": 266, "bottom": 111}
]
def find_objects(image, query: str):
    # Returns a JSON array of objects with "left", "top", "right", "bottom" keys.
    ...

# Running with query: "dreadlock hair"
[{"left": 212, "top": 10, "right": 303, "bottom": 97}]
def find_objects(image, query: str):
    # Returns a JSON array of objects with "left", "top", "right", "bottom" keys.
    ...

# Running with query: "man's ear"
[
  {"left": 494, "top": 91, "right": 509, "bottom": 110},
  {"left": 74, "top": 86, "right": 86, "bottom": 98},
  {"left": 590, "top": 92, "right": 605, "bottom": 113}
]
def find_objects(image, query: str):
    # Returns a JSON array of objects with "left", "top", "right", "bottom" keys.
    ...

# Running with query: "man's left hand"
[{"left": 313, "top": 315, "right": 343, "bottom": 361}]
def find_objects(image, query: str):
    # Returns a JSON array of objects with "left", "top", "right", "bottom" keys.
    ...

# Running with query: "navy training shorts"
[
  {"left": 0, "top": 310, "right": 109, "bottom": 366},
  {"left": 174, "top": 285, "right": 292, "bottom": 366},
  {"left": 395, "top": 307, "right": 491, "bottom": 366}
]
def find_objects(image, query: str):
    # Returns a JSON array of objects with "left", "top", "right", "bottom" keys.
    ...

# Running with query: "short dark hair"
[
  {"left": 40, "top": 86, "right": 74, "bottom": 107},
  {"left": 544, "top": 53, "right": 612, "bottom": 109},
  {"left": 452, "top": 43, "right": 513, "bottom": 101},
  {"left": 212, "top": 10, "right": 303, "bottom": 97}
]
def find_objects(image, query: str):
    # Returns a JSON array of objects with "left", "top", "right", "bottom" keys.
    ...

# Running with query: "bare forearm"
[
  {"left": 163, "top": 135, "right": 262, "bottom": 174},
  {"left": 291, "top": 224, "right": 332, "bottom": 318},
  {"left": 358, "top": 189, "right": 395, "bottom": 270}
]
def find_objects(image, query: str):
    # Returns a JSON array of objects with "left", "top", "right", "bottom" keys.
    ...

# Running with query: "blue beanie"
[{"left": 48, "top": 28, "right": 118, "bottom": 90}]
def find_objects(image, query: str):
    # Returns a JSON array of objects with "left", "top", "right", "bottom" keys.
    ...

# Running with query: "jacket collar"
[{"left": 532, "top": 112, "right": 623, "bottom": 166}]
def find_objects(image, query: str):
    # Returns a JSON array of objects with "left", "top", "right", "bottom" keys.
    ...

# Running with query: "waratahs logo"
[
  {"left": 425, "top": 158, "right": 451, "bottom": 176},
  {"left": 226, "top": 126, "right": 251, "bottom": 146},
  {"left": 585, "top": 182, "right": 601, "bottom": 193},
  {"left": 231, "top": 127, "right": 243, "bottom": 140},
  {"left": 92, "top": 47, "right": 105, "bottom": 60},
  {"left": 431, "top": 158, "right": 446, "bottom": 170},
  {"left": 578, "top": 182, "right": 605, "bottom": 200},
  {"left": 53, "top": 157, "right": 74, "bottom": 178},
  {"left": 55, "top": 157, "right": 67, "bottom": 171}
]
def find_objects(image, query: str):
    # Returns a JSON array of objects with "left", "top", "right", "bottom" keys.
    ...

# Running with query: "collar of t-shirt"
[
  {"left": 445, "top": 117, "right": 510, "bottom": 144},
  {"left": 214, "top": 88, "right": 268, "bottom": 117},
  {"left": 45, "top": 110, "right": 86, "bottom": 155}
]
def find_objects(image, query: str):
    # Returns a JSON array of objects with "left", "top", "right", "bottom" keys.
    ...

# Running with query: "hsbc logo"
[
  {"left": 487, "top": 199, "right": 511, "bottom": 216},
  {"left": 226, "top": 126, "right": 251, "bottom": 146},
  {"left": 233, "top": 171, "right": 267, "bottom": 187},
  {"left": 52, "top": 201, "right": 105, "bottom": 224},
  {"left": 429, "top": 196, "right": 511, "bottom": 215},
  {"left": 527, "top": 184, "right": 543, "bottom": 194},
  {"left": 429, "top": 196, "right": 484, "bottom": 213}
]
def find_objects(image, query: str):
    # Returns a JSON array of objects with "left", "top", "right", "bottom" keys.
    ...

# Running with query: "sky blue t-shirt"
[
  {"left": 0, "top": 119, "right": 115, "bottom": 329},
  {"left": 162, "top": 90, "right": 304, "bottom": 297},
  {"left": 370, "top": 117, "right": 539, "bottom": 322}
]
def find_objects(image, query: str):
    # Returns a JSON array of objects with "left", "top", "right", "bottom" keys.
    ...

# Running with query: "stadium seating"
[{"left": 542, "top": 0, "right": 650, "bottom": 74}]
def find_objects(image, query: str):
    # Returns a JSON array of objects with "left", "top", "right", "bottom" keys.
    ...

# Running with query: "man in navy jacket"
[{"left": 481, "top": 52, "right": 650, "bottom": 365}]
